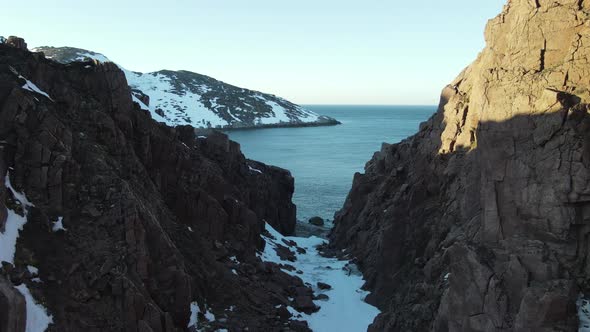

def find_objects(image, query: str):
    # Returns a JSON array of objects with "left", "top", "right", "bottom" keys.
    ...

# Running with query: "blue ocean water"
[{"left": 226, "top": 105, "right": 436, "bottom": 222}]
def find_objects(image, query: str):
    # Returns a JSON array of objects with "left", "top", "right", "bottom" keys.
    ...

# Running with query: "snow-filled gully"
[
  {"left": 187, "top": 222, "right": 379, "bottom": 332},
  {"left": 1, "top": 172, "right": 53, "bottom": 332},
  {"left": 259, "top": 223, "right": 380, "bottom": 332}
]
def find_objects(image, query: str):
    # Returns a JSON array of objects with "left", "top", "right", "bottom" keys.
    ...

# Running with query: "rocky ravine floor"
[
  {"left": 185, "top": 221, "right": 381, "bottom": 331},
  {"left": 259, "top": 223, "right": 380, "bottom": 332}
]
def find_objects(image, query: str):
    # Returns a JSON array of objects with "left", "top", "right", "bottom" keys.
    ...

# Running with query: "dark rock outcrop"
[
  {"left": 6, "top": 36, "right": 27, "bottom": 50},
  {"left": 0, "top": 275, "right": 26, "bottom": 332},
  {"left": 0, "top": 39, "right": 309, "bottom": 331},
  {"left": 308, "top": 216, "right": 324, "bottom": 227},
  {"left": 331, "top": 1, "right": 590, "bottom": 331}
]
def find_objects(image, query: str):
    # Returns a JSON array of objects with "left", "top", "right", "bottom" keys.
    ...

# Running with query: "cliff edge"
[
  {"left": 331, "top": 0, "right": 590, "bottom": 331},
  {"left": 0, "top": 39, "right": 313, "bottom": 331}
]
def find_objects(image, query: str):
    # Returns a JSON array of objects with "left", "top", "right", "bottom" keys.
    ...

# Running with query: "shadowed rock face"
[
  {"left": 0, "top": 41, "right": 309, "bottom": 331},
  {"left": 331, "top": 1, "right": 590, "bottom": 331}
]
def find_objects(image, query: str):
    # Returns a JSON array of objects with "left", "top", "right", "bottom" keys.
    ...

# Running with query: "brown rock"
[
  {"left": 331, "top": 0, "right": 590, "bottom": 331},
  {"left": 0, "top": 276, "right": 26, "bottom": 332},
  {"left": 6, "top": 36, "right": 27, "bottom": 50},
  {"left": 317, "top": 282, "right": 331, "bottom": 290},
  {"left": 0, "top": 40, "right": 303, "bottom": 331}
]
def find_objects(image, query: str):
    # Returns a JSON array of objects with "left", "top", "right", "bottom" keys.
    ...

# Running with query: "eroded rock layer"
[
  {"left": 0, "top": 41, "right": 310, "bottom": 331},
  {"left": 331, "top": 0, "right": 590, "bottom": 331}
]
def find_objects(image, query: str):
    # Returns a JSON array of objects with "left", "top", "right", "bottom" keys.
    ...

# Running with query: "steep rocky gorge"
[
  {"left": 331, "top": 0, "right": 590, "bottom": 331},
  {"left": 0, "top": 37, "right": 317, "bottom": 331}
]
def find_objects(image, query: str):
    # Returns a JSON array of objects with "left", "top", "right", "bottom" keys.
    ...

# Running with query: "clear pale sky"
[{"left": 3, "top": 0, "right": 506, "bottom": 105}]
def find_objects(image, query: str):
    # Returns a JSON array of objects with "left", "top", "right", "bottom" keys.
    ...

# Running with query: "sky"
[{"left": 3, "top": 0, "right": 506, "bottom": 105}]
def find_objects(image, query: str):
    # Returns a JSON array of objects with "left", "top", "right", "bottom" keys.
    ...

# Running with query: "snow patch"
[
  {"left": 260, "top": 223, "right": 380, "bottom": 332},
  {"left": 578, "top": 295, "right": 590, "bottom": 332},
  {"left": 52, "top": 217, "right": 66, "bottom": 232},
  {"left": 0, "top": 172, "right": 32, "bottom": 263},
  {"left": 20, "top": 77, "right": 54, "bottom": 102},
  {"left": 258, "top": 101, "right": 290, "bottom": 124},
  {"left": 248, "top": 165, "right": 263, "bottom": 174},
  {"left": 75, "top": 52, "right": 111, "bottom": 63},
  {"left": 27, "top": 265, "right": 39, "bottom": 275},
  {"left": 123, "top": 70, "right": 228, "bottom": 128},
  {"left": 131, "top": 95, "right": 149, "bottom": 111},
  {"left": 15, "top": 284, "right": 53, "bottom": 332},
  {"left": 188, "top": 302, "right": 200, "bottom": 328},
  {"left": 188, "top": 302, "right": 216, "bottom": 330}
]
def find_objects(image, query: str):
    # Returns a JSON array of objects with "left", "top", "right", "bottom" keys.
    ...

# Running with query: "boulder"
[
  {"left": 317, "top": 282, "right": 332, "bottom": 290},
  {"left": 308, "top": 216, "right": 324, "bottom": 226},
  {"left": 6, "top": 36, "right": 27, "bottom": 50}
]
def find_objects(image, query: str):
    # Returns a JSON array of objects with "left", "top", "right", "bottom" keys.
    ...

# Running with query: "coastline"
[
  {"left": 190, "top": 117, "right": 342, "bottom": 134},
  {"left": 220, "top": 118, "right": 341, "bottom": 131}
]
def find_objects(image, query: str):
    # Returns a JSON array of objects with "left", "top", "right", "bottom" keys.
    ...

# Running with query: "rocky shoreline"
[{"left": 220, "top": 118, "right": 341, "bottom": 131}]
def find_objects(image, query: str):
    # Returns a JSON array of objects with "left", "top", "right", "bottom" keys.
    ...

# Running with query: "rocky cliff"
[
  {"left": 331, "top": 0, "right": 590, "bottom": 331},
  {"left": 0, "top": 38, "right": 315, "bottom": 331},
  {"left": 31, "top": 46, "right": 340, "bottom": 130}
]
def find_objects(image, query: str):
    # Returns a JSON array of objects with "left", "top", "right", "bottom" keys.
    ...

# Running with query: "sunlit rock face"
[{"left": 331, "top": 1, "right": 590, "bottom": 331}]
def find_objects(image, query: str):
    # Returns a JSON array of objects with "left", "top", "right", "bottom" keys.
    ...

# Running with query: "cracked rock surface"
[
  {"left": 331, "top": 0, "right": 590, "bottom": 331},
  {"left": 0, "top": 40, "right": 314, "bottom": 332}
]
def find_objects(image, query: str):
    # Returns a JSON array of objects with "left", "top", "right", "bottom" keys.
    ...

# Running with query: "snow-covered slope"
[
  {"left": 259, "top": 222, "right": 380, "bottom": 332},
  {"left": 33, "top": 46, "right": 339, "bottom": 129}
]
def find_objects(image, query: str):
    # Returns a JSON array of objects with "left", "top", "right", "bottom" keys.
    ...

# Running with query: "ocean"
[{"left": 226, "top": 105, "right": 436, "bottom": 223}]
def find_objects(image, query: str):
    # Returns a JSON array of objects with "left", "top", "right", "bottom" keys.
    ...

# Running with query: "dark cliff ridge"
[
  {"left": 0, "top": 40, "right": 314, "bottom": 331},
  {"left": 331, "top": 1, "right": 590, "bottom": 331},
  {"left": 31, "top": 46, "right": 341, "bottom": 130}
]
